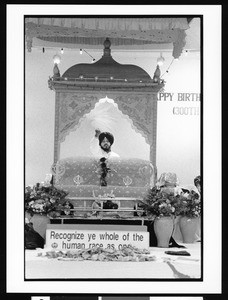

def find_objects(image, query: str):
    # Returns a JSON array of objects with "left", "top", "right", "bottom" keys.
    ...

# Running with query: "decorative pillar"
[
  {"left": 150, "top": 93, "right": 158, "bottom": 184},
  {"left": 26, "top": 36, "right": 33, "bottom": 52},
  {"left": 54, "top": 92, "right": 61, "bottom": 163}
]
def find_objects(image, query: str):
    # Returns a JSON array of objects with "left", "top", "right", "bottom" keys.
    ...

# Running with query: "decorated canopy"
[{"left": 25, "top": 17, "right": 194, "bottom": 58}]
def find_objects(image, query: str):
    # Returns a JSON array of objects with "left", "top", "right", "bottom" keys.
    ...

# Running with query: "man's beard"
[{"left": 100, "top": 145, "right": 111, "bottom": 153}]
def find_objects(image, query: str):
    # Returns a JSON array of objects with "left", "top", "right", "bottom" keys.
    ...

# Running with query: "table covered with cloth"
[{"left": 25, "top": 242, "right": 201, "bottom": 279}]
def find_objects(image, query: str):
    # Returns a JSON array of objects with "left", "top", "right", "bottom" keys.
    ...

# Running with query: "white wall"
[{"left": 25, "top": 48, "right": 200, "bottom": 186}]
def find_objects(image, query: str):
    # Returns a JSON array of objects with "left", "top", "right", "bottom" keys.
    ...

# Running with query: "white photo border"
[{"left": 6, "top": 4, "right": 221, "bottom": 293}]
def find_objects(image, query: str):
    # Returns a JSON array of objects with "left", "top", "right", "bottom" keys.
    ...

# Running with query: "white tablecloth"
[{"left": 25, "top": 242, "right": 201, "bottom": 279}]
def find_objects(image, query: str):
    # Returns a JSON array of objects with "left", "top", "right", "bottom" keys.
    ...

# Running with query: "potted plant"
[
  {"left": 140, "top": 187, "right": 184, "bottom": 247},
  {"left": 179, "top": 190, "right": 201, "bottom": 243}
]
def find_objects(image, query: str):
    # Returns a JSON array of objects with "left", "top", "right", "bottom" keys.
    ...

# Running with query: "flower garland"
[{"left": 99, "top": 157, "right": 111, "bottom": 186}]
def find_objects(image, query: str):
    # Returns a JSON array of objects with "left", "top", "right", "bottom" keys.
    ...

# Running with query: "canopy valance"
[{"left": 25, "top": 17, "right": 190, "bottom": 58}]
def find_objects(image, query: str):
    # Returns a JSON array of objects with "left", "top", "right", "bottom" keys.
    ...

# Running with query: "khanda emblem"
[
  {"left": 123, "top": 176, "right": 133, "bottom": 186},
  {"left": 139, "top": 166, "right": 149, "bottom": 176},
  {"left": 51, "top": 162, "right": 66, "bottom": 183},
  {"left": 51, "top": 243, "right": 58, "bottom": 249},
  {"left": 73, "top": 175, "right": 84, "bottom": 186}
]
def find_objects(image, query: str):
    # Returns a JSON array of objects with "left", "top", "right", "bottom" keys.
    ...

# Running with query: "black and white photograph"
[
  {"left": 6, "top": 4, "right": 221, "bottom": 294},
  {"left": 24, "top": 14, "right": 202, "bottom": 280}
]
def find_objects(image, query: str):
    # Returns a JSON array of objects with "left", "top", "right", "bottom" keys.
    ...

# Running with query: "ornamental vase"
[
  {"left": 179, "top": 216, "right": 199, "bottom": 243},
  {"left": 30, "top": 213, "right": 50, "bottom": 240},
  {"left": 154, "top": 216, "right": 174, "bottom": 248}
]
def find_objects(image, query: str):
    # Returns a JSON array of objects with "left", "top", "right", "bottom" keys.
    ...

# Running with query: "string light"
[
  {"left": 160, "top": 58, "right": 175, "bottom": 78},
  {"left": 157, "top": 52, "right": 165, "bottom": 66},
  {"left": 80, "top": 48, "right": 96, "bottom": 62}
]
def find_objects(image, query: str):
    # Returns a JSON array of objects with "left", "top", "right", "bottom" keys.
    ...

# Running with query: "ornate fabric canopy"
[{"left": 25, "top": 17, "right": 191, "bottom": 58}]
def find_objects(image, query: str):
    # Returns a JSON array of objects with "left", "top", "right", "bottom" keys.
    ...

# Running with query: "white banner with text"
[{"left": 46, "top": 224, "right": 149, "bottom": 250}]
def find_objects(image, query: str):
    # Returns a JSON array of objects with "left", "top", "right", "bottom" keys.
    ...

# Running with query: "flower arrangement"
[
  {"left": 140, "top": 187, "right": 184, "bottom": 218},
  {"left": 140, "top": 186, "right": 201, "bottom": 219},
  {"left": 180, "top": 190, "right": 201, "bottom": 218},
  {"left": 25, "top": 183, "right": 68, "bottom": 215}
]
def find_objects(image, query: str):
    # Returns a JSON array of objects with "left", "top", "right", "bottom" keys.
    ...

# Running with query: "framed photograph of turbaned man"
[{"left": 6, "top": 3, "right": 221, "bottom": 295}]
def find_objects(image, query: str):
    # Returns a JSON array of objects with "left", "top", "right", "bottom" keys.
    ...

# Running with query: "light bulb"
[
  {"left": 157, "top": 53, "right": 165, "bottom": 66},
  {"left": 53, "top": 54, "right": 61, "bottom": 65},
  {"left": 60, "top": 48, "right": 64, "bottom": 54},
  {"left": 80, "top": 49, "right": 83, "bottom": 54}
]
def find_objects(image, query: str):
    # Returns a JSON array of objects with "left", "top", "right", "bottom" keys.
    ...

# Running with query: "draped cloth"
[{"left": 25, "top": 17, "right": 190, "bottom": 58}]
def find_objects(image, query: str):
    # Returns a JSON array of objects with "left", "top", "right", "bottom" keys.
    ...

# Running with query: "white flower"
[{"left": 34, "top": 203, "right": 42, "bottom": 209}]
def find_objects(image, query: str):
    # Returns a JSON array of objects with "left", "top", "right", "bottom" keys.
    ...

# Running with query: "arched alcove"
[{"left": 60, "top": 97, "right": 150, "bottom": 160}]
